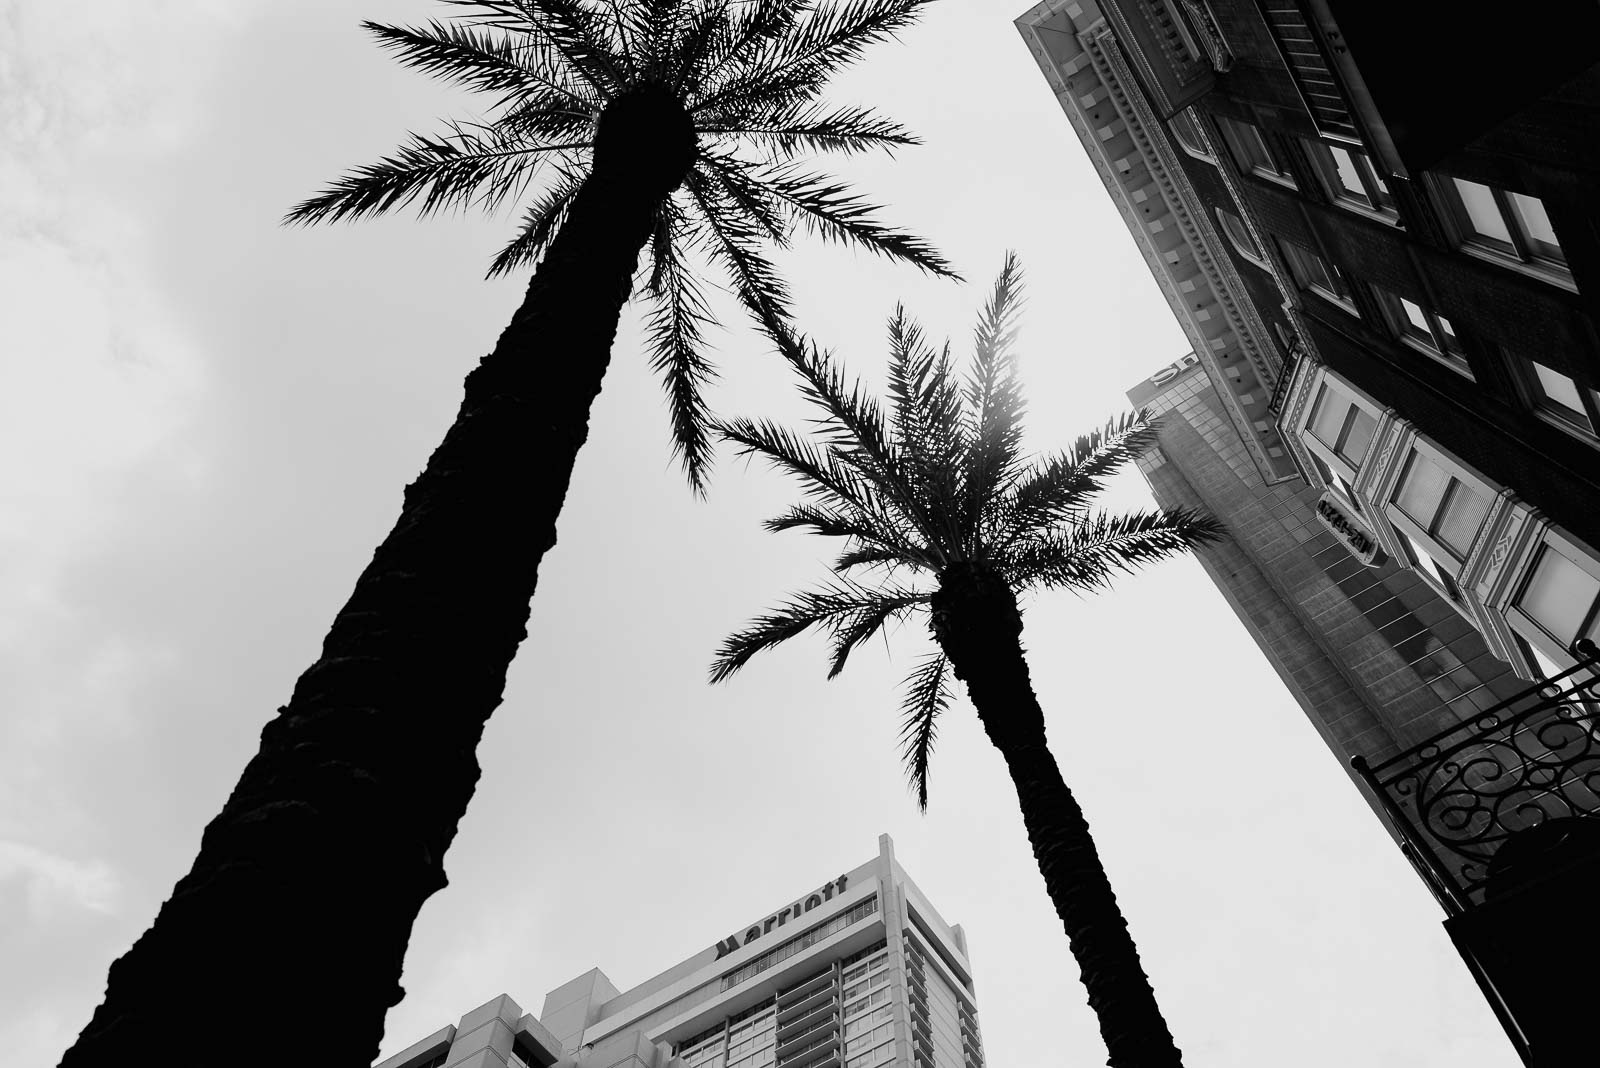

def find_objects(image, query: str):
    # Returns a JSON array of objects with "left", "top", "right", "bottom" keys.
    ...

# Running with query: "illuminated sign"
[
  {"left": 1148, "top": 351, "right": 1200, "bottom": 386},
  {"left": 1314, "top": 492, "right": 1385, "bottom": 567},
  {"left": 712, "top": 874, "right": 852, "bottom": 959}
]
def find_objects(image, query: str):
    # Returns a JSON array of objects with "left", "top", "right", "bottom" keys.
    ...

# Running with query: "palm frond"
[
  {"left": 898, "top": 651, "right": 950, "bottom": 810},
  {"left": 700, "top": 0, "right": 933, "bottom": 114},
  {"left": 285, "top": 123, "right": 581, "bottom": 225},
  {"left": 485, "top": 164, "right": 585, "bottom": 276},
  {"left": 719, "top": 417, "right": 905, "bottom": 540},
  {"left": 363, "top": 19, "right": 593, "bottom": 108},
  {"left": 456, "top": 0, "right": 628, "bottom": 99},
  {"left": 709, "top": 580, "right": 924, "bottom": 683},
  {"left": 642, "top": 200, "right": 719, "bottom": 491},
  {"left": 826, "top": 589, "right": 929, "bottom": 679},
  {"left": 699, "top": 104, "right": 918, "bottom": 158},
  {"left": 834, "top": 544, "right": 908, "bottom": 572},
  {"left": 683, "top": 166, "right": 794, "bottom": 331},
  {"left": 760, "top": 165, "right": 958, "bottom": 278},
  {"left": 992, "top": 411, "right": 1162, "bottom": 546},
  {"left": 960, "top": 253, "right": 1028, "bottom": 546},
  {"left": 1006, "top": 507, "right": 1225, "bottom": 593}
]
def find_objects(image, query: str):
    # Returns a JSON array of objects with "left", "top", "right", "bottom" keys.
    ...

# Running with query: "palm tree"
[
  {"left": 62, "top": 2, "right": 951, "bottom": 1065},
  {"left": 711, "top": 256, "right": 1221, "bottom": 1068}
]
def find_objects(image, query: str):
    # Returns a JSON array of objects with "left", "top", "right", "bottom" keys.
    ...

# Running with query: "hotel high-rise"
[{"left": 375, "top": 836, "right": 984, "bottom": 1068}]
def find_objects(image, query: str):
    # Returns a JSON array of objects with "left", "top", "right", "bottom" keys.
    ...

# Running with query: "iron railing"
[{"left": 1353, "top": 640, "right": 1600, "bottom": 915}]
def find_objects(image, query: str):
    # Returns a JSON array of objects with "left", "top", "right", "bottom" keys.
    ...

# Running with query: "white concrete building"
[{"left": 376, "top": 836, "right": 984, "bottom": 1068}]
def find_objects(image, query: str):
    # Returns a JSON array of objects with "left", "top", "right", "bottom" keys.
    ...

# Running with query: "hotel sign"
[
  {"left": 712, "top": 874, "right": 852, "bottom": 959},
  {"left": 1148, "top": 351, "right": 1200, "bottom": 387},
  {"left": 1314, "top": 491, "right": 1384, "bottom": 567}
]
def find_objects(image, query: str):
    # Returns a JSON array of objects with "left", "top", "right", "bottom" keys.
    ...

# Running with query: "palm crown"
[
  {"left": 286, "top": 0, "right": 956, "bottom": 487},
  {"left": 711, "top": 255, "right": 1223, "bottom": 804}
]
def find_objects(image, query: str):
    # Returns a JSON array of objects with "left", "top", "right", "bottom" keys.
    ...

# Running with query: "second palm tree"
[{"left": 712, "top": 256, "right": 1221, "bottom": 1068}]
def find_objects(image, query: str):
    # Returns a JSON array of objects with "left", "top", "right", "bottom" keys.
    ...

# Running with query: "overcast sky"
[{"left": 2, "top": 2, "right": 1518, "bottom": 1065}]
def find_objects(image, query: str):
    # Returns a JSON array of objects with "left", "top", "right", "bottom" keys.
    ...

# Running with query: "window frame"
[
  {"left": 1507, "top": 533, "right": 1600, "bottom": 673},
  {"left": 1215, "top": 116, "right": 1295, "bottom": 187},
  {"left": 1214, "top": 206, "right": 1268, "bottom": 269},
  {"left": 1369, "top": 284, "right": 1472, "bottom": 377},
  {"left": 1380, "top": 444, "right": 1495, "bottom": 609},
  {"left": 1277, "top": 238, "right": 1357, "bottom": 314},
  {"left": 1167, "top": 107, "right": 1214, "bottom": 162},
  {"left": 1297, "top": 380, "right": 1381, "bottom": 497},
  {"left": 1305, "top": 140, "right": 1396, "bottom": 220},
  {"left": 1507, "top": 351, "right": 1600, "bottom": 443},
  {"left": 1434, "top": 176, "right": 1574, "bottom": 289}
]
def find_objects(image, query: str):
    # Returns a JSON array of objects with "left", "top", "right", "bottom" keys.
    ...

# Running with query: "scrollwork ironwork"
[{"left": 1354, "top": 642, "right": 1600, "bottom": 913}]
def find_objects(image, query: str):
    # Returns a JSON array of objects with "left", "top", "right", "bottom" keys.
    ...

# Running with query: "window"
[
  {"left": 1215, "top": 117, "right": 1293, "bottom": 183},
  {"left": 1515, "top": 543, "right": 1600, "bottom": 649},
  {"left": 1307, "top": 385, "right": 1377, "bottom": 466},
  {"left": 1371, "top": 285, "right": 1470, "bottom": 375},
  {"left": 1278, "top": 240, "right": 1354, "bottom": 309},
  {"left": 1440, "top": 177, "right": 1568, "bottom": 276},
  {"left": 1215, "top": 207, "right": 1264, "bottom": 264},
  {"left": 1512, "top": 354, "right": 1600, "bottom": 437},
  {"left": 720, "top": 897, "right": 879, "bottom": 990},
  {"left": 1168, "top": 108, "right": 1212, "bottom": 160},
  {"left": 1307, "top": 141, "right": 1393, "bottom": 213},
  {"left": 1393, "top": 523, "right": 1465, "bottom": 602},
  {"left": 1390, "top": 449, "right": 1490, "bottom": 561}
]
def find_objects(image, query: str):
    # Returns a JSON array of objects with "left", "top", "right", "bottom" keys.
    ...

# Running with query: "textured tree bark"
[
  {"left": 931, "top": 561, "right": 1184, "bottom": 1068},
  {"left": 61, "top": 90, "right": 696, "bottom": 1068}
]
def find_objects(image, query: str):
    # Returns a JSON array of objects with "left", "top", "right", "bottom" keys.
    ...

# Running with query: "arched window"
[
  {"left": 1167, "top": 109, "right": 1211, "bottom": 160},
  {"left": 1215, "top": 206, "right": 1263, "bottom": 264}
]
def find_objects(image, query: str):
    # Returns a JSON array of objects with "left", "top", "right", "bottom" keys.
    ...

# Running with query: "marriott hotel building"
[{"left": 376, "top": 835, "right": 984, "bottom": 1068}]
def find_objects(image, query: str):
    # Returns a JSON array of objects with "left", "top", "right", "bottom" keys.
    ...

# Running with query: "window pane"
[
  {"left": 1435, "top": 315, "right": 1462, "bottom": 353},
  {"left": 1435, "top": 482, "right": 1489, "bottom": 559},
  {"left": 1453, "top": 178, "right": 1512, "bottom": 243},
  {"left": 1394, "top": 451, "right": 1449, "bottom": 525},
  {"left": 1216, "top": 208, "right": 1259, "bottom": 258},
  {"left": 1328, "top": 146, "right": 1366, "bottom": 199},
  {"left": 1519, "top": 545, "right": 1600, "bottom": 643},
  {"left": 1169, "top": 110, "right": 1206, "bottom": 156},
  {"left": 1508, "top": 193, "right": 1563, "bottom": 262},
  {"left": 1531, "top": 360, "right": 1585, "bottom": 413},
  {"left": 1307, "top": 386, "right": 1344, "bottom": 448},
  {"left": 1401, "top": 295, "right": 1427, "bottom": 334},
  {"left": 1340, "top": 407, "right": 1377, "bottom": 465}
]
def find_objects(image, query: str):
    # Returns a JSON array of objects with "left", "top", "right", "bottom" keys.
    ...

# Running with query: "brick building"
[{"left": 1015, "top": 2, "right": 1600, "bottom": 1061}]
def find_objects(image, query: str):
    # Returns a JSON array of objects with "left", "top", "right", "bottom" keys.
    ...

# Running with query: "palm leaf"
[
  {"left": 1007, "top": 508, "right": 1225, "bottom": 592},
  {"left": 710, "top": 580, "right": 923, "bottom": 683},
  {"left": 898, "top": 651, "right": 950, "bottom": 810}
]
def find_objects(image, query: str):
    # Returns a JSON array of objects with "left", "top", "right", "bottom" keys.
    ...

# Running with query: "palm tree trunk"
[
  {"left": 932, "top": 562, "right": 1183, "bottom": 1068},
  {"left": 62, "top": 94, "right": 694, "bottom": 1068}
]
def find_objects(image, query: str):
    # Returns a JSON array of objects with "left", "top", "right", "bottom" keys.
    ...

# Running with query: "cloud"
[{"left": 0, "top": 841, "right": 120, "bottom": 921}]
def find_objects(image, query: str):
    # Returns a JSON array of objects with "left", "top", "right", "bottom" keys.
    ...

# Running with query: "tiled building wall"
[{"left": 1138, "top": 372, "right": 1528, "bottom": 778}]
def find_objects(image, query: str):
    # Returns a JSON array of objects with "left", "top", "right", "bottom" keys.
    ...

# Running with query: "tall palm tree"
[
  {"left": 711, "top": 256, "right": 1221, "bottom": 1068},
  {"left": 62, "top": 2, "right": 951, "bottom": 1065}
]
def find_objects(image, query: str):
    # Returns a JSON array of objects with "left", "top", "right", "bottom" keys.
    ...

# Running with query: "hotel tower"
[{"left": 375, "top": 835, "right": 984, "bottom": 1068}]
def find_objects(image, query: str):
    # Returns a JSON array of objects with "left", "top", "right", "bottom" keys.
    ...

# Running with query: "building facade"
[
  {"left": 375, "top": 836, "right": 984, "bottom": 1068},
  {"left": 1014, "top": 0, "right": 1600, "bottom": 685},
  {"left": 1125, "top": 353, "right": 1531, "bottom": 809},
  {"left": 1014, "top": 3, "right": 1600, "bottom": 1061}
]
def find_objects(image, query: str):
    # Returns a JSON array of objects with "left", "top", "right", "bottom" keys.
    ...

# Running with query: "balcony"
[
  {"left": 775, "top": 1029, "right": 840, "bottom": 1068},
  {"left": 775, "top": 1020, "right": 838, "bottom": 1064},
  {"left": 777, "top": 969, "right": 834, "bottom": 1011},
  {"left": 775, "top": 997, "right": 836, "bottom": 1037},
  {"left": 1353, "top": 640, "right": 1600, "bottom": 914}
]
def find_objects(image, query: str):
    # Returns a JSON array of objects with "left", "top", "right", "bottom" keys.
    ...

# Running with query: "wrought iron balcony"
[{"left": 1353, "top": 641, "right": 1600, "bottom": 915}]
